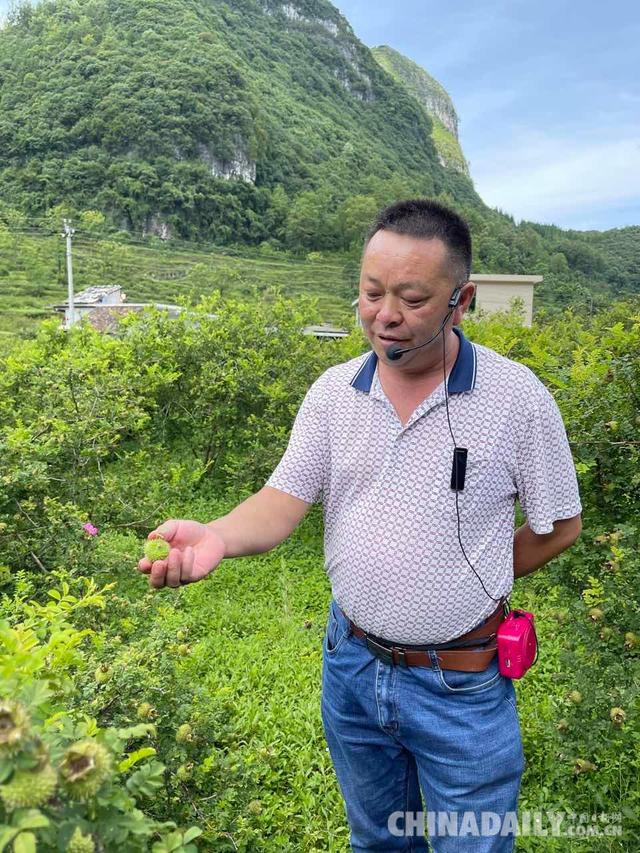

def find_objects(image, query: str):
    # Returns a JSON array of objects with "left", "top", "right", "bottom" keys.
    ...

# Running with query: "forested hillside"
[
  {"left": 0, "top": 0, "right": 477, "bottom": 245},
  {"left": 2, "top": 209, "right": 639, "bottom": 347},
  {"left": 372, "top": 45, "right": 469, "bottom": 176}
]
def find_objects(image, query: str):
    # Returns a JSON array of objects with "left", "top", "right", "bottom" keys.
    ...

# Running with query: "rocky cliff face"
[
  {"left": 372, "top": 45, "right": 469, "bottom": 176},
  {"left": 198, "top": 141, "right": 257, "bottom": 183},
  {"left": 261, "top": 0, "right": 376, "bottom": 101}
]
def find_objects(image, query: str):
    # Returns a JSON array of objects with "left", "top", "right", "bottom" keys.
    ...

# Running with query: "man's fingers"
[
  {"left": 181, "top": 545, "right": 195, "bottom": 584},
  {"left": 149, "top": 559, "right": 168, "bottom": 588},
  {"left": 165, "top": 548, "right": 182, "bottom": 588},
  {"left": 138, "top": 557, "right": 152, "bottom": 574},
  {"left": 149, "top": 519, "right": 178, "bottom": 544}
]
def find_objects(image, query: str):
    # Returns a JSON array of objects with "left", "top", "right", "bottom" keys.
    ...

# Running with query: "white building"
[
  {"left": 469, "top": 274, "right": 542, "bottom": 327},
  {"left": 51, "top": 285, "right": 184, "bottom": 332}
]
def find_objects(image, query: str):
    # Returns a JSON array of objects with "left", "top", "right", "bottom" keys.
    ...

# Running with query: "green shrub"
[{"left": 0, "top": 578, "right": 201, "bottom": 851}]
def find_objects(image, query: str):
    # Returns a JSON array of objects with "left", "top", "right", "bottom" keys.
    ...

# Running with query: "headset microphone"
[{"left": 385, "top": 286, "right": 462, "bottom": 362}]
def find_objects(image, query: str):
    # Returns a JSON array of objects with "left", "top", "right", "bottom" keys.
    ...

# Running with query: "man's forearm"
[
  {"left": 513, "top": 519, "right": 581, "bottom": 579},
  {"left": 207, "top": 486, "right": 310, "bottom": 559}
]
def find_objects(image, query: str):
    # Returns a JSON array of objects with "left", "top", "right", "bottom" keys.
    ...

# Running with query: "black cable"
[{"left": 441, "top": 318, "right": 505, "bottom": 604}]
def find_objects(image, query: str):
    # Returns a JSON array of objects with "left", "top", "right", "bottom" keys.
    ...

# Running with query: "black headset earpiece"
[{"left": 448, "top": 286, "right": 463, "bottom": 309}]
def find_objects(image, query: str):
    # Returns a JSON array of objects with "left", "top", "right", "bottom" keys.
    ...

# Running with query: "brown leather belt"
[{"left": 344, "top": 601, "right": 506, "bottom": 672}]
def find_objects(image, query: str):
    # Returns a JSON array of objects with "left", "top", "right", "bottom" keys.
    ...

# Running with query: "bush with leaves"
[
  {"left": 0, "top": 293, "right": 363, "bottom": 574},
  {"left": 0, "top": 577, "right": 201, "bottom": 852}
]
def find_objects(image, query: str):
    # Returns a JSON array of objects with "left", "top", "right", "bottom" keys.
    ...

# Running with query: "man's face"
[{"left": 358, "top": 230, "right": 470, "bottom": 368}]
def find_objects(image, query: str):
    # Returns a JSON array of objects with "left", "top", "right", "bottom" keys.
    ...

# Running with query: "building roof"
[
  {"left": 50, "top": 299, "right": 181, "bottom": 313},
  {"left": 303, "top": 323, "right": 349, "bottom": 338},
  {"left": 469, "top": 274, "right": 543, "bottom": 284},
  {"left": 66, "top": 285, "right": 122, "bottom": 304}
]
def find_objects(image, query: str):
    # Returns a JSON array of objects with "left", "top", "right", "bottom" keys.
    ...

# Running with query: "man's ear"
[{"left": 452, "top": 282, "right": 475, "bottom": 323}]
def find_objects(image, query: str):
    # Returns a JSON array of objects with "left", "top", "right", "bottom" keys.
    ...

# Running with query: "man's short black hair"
[{"left": 364, "top": 199, "right": 472, "bottom": 284}]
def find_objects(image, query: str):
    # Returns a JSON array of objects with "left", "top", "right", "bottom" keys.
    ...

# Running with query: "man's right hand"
[{"left": 137, "top": 520, "right": 226, "bottom": 589}]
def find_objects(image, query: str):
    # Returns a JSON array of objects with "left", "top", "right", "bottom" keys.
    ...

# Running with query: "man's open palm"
[{"left": 137, "top": 519, "right": 225, "bottom": 588}]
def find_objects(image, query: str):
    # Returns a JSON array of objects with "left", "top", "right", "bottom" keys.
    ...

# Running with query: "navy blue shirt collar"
[{"left": 350, "top": 326, "right": 477, "bottom": 394}]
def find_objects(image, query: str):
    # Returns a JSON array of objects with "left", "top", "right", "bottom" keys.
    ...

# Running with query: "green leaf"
[
  {"left": 0, "top": 828, "right": 20, "bottom": 853},
  {"left": 182, "top": 827, "right": 202, "bottom": 844},
  {"left": 126, "top": 760, "right": 165, "bottom": 798},
  {"left": 19, "top": 680, "right": 52, "bottom": 709},
  {"left": 15, "top": 753, "right": 39, "bottom": 772},
  {"left": 13, "top": 832, "right": 36, "bottom": 853},
  {"left": 116, "top": 723, "right": 156, "bottom": 741},
  {"left": 118, "top": 747, "right": 157, "bottom": 773},
  {"left": 164, "top": 831, "right": 183, "bottom": 852},
  {"left": 13, "top": 810, "right": 49, "bottom": 831}
]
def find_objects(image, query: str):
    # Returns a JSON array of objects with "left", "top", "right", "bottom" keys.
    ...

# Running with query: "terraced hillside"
[{"left": 0, "top": 228, "right": 357, "bottom": 344}]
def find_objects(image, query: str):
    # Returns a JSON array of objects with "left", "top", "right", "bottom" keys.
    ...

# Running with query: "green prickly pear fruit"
[
  {"left": 60, "top": 739, "right": 112, "bottom": 800},
  {"left": 573, "top": 758, "right": 596, "bottom": 774},
  {"left": 67, "top": 827, "right": 95, "bottom": 853},
  {"left": 144, "top": 538, "right": 170, "bottom": 562},
  {"left": 0, "top": 763, "right": 57, "bottom": 810},
  {"left": 176, "top": 723, "right": 193, "bottom": 744},
  {"left": 137, "top": 702, "right": 155, "bottom": 720},
  {"left": 94, "top": 664, "right": 112, "bottom": 684},
  {"left": 610, "top": 707, "right": 626, "bottom": 726},
  {"left": 0, "top": 700, "right": 31, "bottom": 756}
]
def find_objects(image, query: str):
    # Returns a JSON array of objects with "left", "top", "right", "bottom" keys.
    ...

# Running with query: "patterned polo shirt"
[{"left": 267, "top": 327, "right": 582, "bottom": 643}]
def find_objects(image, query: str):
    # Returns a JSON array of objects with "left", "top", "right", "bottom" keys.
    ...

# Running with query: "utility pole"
[{"left": 62, "top": 219, "right": 76, "bottom": 329}]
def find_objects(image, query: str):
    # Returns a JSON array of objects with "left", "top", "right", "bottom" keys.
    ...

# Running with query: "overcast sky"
[
  {"left": 336, "top": 0, "right": 640, "bottom": 231},
  {"left": 1, "top": 0, "right": 638, "bottom": 231}
]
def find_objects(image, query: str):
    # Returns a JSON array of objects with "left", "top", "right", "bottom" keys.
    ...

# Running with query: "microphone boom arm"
[{"left": 386, "top": 309, "right": 454, "bottom": 361}]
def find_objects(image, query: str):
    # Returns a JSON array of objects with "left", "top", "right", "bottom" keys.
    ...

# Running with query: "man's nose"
[{"left": 375, "top": 294, "right": 402, "bottom": 325}]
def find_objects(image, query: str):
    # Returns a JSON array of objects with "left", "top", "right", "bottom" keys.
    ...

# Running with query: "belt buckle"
[
  {"left": 366, "top": 637, "right": 408, "bottom": 667},
  {"left": 392, "top": 647, "right": 408, "bottom": 667}
]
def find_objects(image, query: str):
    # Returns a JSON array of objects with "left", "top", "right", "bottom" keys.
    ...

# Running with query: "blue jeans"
[{"left": 321, "top": 599, "right": 525, "bottom": 852}]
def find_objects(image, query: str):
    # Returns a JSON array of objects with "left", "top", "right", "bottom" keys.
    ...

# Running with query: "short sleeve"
[
  {"left": 512, "top": 383, "right": 582, "bottom": 534},
  {"left": 265, "top": 376, "right": 329, "bottom": 505}
]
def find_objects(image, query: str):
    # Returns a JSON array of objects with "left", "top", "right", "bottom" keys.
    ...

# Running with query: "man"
[{"left": 138, "top": 200, "right": 582, "bottom": 852}]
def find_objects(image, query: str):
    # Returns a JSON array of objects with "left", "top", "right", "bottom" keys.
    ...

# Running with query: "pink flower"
[{"left": 83, "top": 522, "right": 99, "bottom": 536}]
